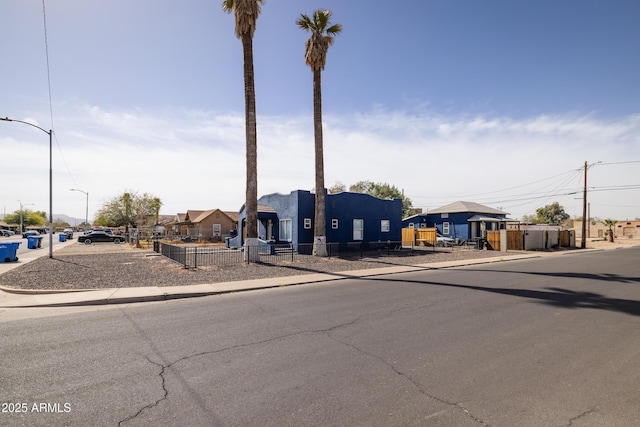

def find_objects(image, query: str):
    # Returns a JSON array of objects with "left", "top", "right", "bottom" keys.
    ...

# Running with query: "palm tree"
[
  {"left": 296, "top": 9, "right": 342, "bottom": 257},
  {"left": 603, "top": 219, "right": 618, "bottom": 242},
  {"left": 151, "top": 197, "right": 162, "bottom": 225},
  {"left": 223, "top": 0, "right": 263, "bottom": 261}
]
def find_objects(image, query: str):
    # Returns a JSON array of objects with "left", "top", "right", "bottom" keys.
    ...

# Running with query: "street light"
[
  {"left": 70, "top": 188, "right": 88, "bottom": 230},
  {"left": 1, "top": 117, "right": 54, "bottom": 258},
  {"left": 18, "top": 200, "right": 35, "bottom": 233}
]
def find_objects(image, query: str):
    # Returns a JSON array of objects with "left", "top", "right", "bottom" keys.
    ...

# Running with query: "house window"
[
  {"left": 381, "top": 220, "right": 390, "bottom": 232},
  {"left": 443, "top": 222, "right": 450, "bottom": 235},
  {"left": 213, "top": 224, "right": 221, "bottom": 236},
  {"left": 419, "top": 223, "right": 427, "bottom": 228},
  {"left": 353, "top": 219, "right": 364, "bottom": 241},
  {"left": 304, "top": 218, "right": 312, "bottom": 229},
  {"left": 332, "top": 219, "right": 339, "bottom": 229},
  {"left": 279, "top": 219, "right": 292, "bottom": 241},
  {"left": 408, "top": 223, "right": 414, "bottom": 229}
]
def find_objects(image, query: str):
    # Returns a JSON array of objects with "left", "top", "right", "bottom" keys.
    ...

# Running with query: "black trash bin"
[
  {"left": 153, "top": 240, "right": 160, "bottom": 253},
  {"left": 477, "top": 238, "right": 485, "bottom": 250}
]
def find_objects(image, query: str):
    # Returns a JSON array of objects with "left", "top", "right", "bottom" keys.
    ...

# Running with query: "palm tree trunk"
[
  {"left": 312, "top": 68, "right": 327, "bottom": 256},
  {"left": 242, "top": 33, "right": 259, "bottom": 261}
]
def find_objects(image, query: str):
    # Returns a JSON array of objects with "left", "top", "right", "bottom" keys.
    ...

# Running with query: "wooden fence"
[
  {"left": 486, "top": 230, "right": 524, "bottom": 251},
  {"left": 402, "top": 227, "right": 437, "bottom": 246}
]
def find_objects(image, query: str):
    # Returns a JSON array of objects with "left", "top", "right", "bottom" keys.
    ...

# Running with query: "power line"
[
  {"left": 410, "top": 168, "right": 581, "bottom": 201},
  {"left": 42, "top": 0, "right": 79, "bottom": 189},
  {"left": 598, "top": 160, "right": 640, "bottom": 166}
]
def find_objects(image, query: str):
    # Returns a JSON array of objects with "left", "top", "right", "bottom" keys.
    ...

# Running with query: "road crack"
[
  {"left": 119, "top": 310, "right": 458, "bottom": 425},
  {"left": 566, "top": 407, "right": 598, "bottom": 426},
  {"left": 118, "top": 357, "right": 168, "bottom": 426},
  {"left": 326, "top": 332, "right": 489, "bottom": 426},
  {"left": 117, "top": 318, "right": 365, "bottom": 425}
]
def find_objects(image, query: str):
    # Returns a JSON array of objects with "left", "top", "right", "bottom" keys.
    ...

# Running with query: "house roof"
[
  {"left": 184, "top": 210, "right": 205, "bottom": 221},
  {"left": 186, "top": 209, "right": 240, "bottom": 224},
  {"left": 429, "top": 201, "right": 509, "bottom": 216},
  {"left": 467, "top": 215, "right": 508, "bottom": 223},
  {"left": 257, "top": 205, "right": 276, "bottom": 214},
  {"left": 223, "top": 211, "right": 239, "bottom": 222}
]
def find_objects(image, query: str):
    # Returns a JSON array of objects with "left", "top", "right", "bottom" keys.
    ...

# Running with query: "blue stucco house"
[
  {"left": 231, "top": 190, "right": 403, "bottom": 249},
  {"left": 402, "top": 201, "right": 510, "bottom": 242}
]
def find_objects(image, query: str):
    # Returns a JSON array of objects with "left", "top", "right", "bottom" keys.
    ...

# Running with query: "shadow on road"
[{"left": 365, "top": 275, "right": 640, "bottom": 318}]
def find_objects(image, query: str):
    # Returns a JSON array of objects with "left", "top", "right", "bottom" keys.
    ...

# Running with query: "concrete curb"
[{"left": 0, "top": 253, "right": 545, "bottom": 308}]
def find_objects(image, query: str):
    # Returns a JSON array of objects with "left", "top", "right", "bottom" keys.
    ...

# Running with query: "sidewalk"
[
  {"left": 0, "top": 235, "right": 79, "bottom": 275},
  {"left": 0, "top": 245, "right": 551, "bottom": 308}
]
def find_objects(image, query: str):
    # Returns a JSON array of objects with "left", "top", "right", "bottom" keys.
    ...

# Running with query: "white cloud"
[{"left": 2, "top": 105, "right": 638, "bottom": 223}]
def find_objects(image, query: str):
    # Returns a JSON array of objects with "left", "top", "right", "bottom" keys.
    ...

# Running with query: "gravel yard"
[{"left": 0, "top": 242, "right": 507, "bottom": 291}]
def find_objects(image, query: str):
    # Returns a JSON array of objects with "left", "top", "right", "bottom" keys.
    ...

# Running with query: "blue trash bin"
[
  {"left": 27, "top": 236, "right": 40, "bottom": 249},
  {"left": 59, "top": 233, "right": 66, "bottom": 242},
  {"left": 0, "top": 242, "right": 21, "bottom": 262}
]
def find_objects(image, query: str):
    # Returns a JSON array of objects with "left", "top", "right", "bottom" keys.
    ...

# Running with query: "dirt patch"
[{"left": 585, "top": 238, "right": 640, "bottom": 249}]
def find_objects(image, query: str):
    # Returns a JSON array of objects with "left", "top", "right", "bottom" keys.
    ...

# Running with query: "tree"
[
  {"left": 53, "top": 219, "right": 70, "bottom": 229},
  {"left": 533, "top": 202, "right": 570, "bottom": 224},
  {"left": 603, "top": 219, "right": 618, "bottom": 242},
  {"left": 297, "top": 10, "right": 342, "bottom": 256},
  {"left": 348, "top": 181, "right": 415, "bottom": 217},
  {"left": 4, "top": 209, "right": 47, "bottom": 230},
  {"left": 150, "top": 197, "right": 162, "bottom": 225},
  {"left": 328, "top": 181, "right": 346, "bottom": 194},
  {"left": 223, "top": 0, "right": 263, "bottom": 261},
  {"left": 94, "top": 191, "right": 162, "bottom": 229}
]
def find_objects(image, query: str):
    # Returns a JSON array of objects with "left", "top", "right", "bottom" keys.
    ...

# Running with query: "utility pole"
[{"left": 581, "top": 161, "right": 587, "bottom": 249}]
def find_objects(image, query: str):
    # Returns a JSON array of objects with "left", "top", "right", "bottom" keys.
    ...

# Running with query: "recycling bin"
[
  {"left": 59, "top": 233, "right": 66, "bottom": 242},
  {"left": 27, "top": 235, "right": 43, "bottom": 249},
  {"left": 0, "top": 242, "right": 21, "bottom": 262}
]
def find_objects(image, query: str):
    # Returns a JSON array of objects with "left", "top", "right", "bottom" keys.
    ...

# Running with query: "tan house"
[
  {"left": 574, "top": 219, "right": 640, "bottom": 240},
  {"left": 172, "top": 209, "right": 238, "bottom": 242},
  {"left": 171, "top": 213, "right": 189, "bottom": 236}
]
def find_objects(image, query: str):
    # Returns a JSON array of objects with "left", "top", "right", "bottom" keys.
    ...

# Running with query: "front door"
[{"left": 353, "top": 219, "right": 364, "bottom": 241}]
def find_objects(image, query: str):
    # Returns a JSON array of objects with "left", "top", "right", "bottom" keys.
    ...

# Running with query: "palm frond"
[
  {"left": 222, "top": 0, "right": 234, "bottom": 13},
  {"left": 296, "top": 13, "right": 313, "bottom": 31},
  {"left": 223, "top": 0, "right": 264, "bottom": 38}
]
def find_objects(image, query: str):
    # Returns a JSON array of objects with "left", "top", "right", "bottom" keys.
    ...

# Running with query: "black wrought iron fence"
[
  {"left": 160, "top": 243, "right": 244, "bottom": 268},
  {"left": 159, "top": 239, "right": 476, "bottom": 268}
]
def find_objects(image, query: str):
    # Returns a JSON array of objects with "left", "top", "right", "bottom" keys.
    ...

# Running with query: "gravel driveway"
[{"left": 0, "top": 242, "right": 506, "bottom": 291}]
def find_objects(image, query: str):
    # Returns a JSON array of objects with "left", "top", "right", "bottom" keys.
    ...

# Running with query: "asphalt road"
[{"left": 0, "top": 247, "right": 638, "bottom": 426}]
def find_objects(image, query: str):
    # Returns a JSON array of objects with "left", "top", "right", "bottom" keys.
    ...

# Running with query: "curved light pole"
[
  {"left": 70, "top": 188, "right": 88, "bottom": 230},
  {"left": 1, "top": 117, "right": 53, "bottom": 258}
]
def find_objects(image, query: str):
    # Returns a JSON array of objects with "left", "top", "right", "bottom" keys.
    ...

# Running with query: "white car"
[{"left": 436, "top": 234, "right": 455, "bottom": 247}]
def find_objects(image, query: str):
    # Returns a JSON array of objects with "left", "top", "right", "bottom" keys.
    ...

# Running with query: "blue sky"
[{"left": 1, "top": 0, "right": 639, "bottom": 223}]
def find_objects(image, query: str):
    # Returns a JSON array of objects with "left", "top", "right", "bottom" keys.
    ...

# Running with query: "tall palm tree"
[
  {"left": 296, "top": 9, "right": 342, "bottom": 257},
  {"left": 151, "top": 197, "right": 162, "bottom": 225},
  {"left": 223, "top": 0, "right": 263, "bottom": 261}
]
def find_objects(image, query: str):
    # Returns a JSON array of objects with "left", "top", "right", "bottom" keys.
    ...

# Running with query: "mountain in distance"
[{"left": 53, "top": 214, "right": 86, "bottom": 226}]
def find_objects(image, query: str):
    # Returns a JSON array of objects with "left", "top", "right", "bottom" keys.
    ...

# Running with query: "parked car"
[
  {"left": 63, "top": 228, "right": 74, "bottom": 239},
  {"left": 90, "top": 228, "right": 113, "bottom": 235},
  {"left": 436, "top": 233, "right": 455, "bottom": 247},
  {"left": 0, "top": 229, "right": 15, "bottom": 236},
  {"left": 77, "top": 230, "right": 124, "bottom": 244},
  {"left": 22, "top": 230, "right": 40, "bottom": 238}
]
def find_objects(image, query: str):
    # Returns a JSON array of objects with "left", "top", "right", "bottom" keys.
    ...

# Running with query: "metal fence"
[{"left": 159, "top": 240, "right": 478, "bottom": 269}]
